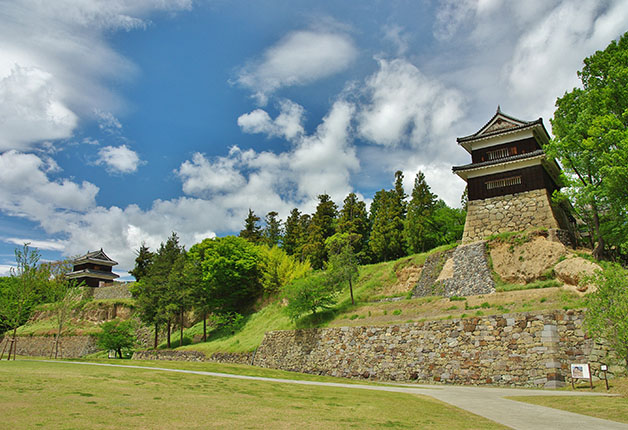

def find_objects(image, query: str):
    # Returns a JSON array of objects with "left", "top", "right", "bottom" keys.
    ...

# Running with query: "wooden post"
[{"left": 588, "top": 363, "right": 593, "bottom": 389}]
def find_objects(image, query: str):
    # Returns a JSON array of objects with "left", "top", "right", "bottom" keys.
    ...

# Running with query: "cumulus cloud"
[
  {"left": 236, "top": 30, "right": 358, "bottom": 104},
  {"left": 0, "top": 151, "right": 98, "bottom": 220},
  {"left": 0, "top": 0, "right": 192, "bottom": 151},
  {"left": 503, "top": 0, "right": 628, "bottom": 121},
  {"left": 356, "top": 58, "right": 465, "bottom": 148},
  {"left": 238, "top": 99, "right": 305, "bottom": 141},
  {"left": 96, "top": 145, "right": 142, "bottom": 174},
  {"left": 0, "top": 65, "right": 78, "bottom": 151}
]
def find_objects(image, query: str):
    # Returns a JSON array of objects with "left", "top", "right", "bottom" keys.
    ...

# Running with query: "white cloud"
[
  {"left": 96, "top": 145, "right": 142, "bottom": 174},
  {"left": 0, "top": 151, "right": 98, "bottom": 220},
  {"left": 0, "top": 65, "right": 78, "bottom": 151},
  {"left": 0, "top": 265, "right": 13, "bottom": 276},
  {"left": 503, "top": 0, "right": 628, "bottom": 121},
  {"left": 3, "top": 237, "right": 67, "bottom": 251},
  {"left": 177, "top": 151, "right": 246, "bottom": 196},
  {"left": 357, "top": 58, "right": 465, "bottom": 148},
  {"left": 0, "top": 0, "right": 192, "bottom": 152},
  {"left": 236, "top": 30, "right": 358, "bottom": 104},
  {"left": 237, "top": 99, "right": 305, "bottom": 141}
]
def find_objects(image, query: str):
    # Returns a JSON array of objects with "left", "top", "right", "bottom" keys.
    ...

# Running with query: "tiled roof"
[{"left": 457, "top": 119, "right": 544, "bottom": 143}]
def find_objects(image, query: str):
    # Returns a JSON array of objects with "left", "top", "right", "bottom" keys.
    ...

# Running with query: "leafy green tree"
[
  {"left": 425, "top": 200, "right": 466, "bottom": 246},
  {"left": 263, "top": 211, "right": 283, "bottom": 247},
  {"left": 404, "top": 171, "right": 437, "bottom": 253},
  {"left": 43, "top": 260, "right": 82, "bottom": 359},
  {"left": 337, "top": 193, "right": 371, "bottom": 263},
  {"left": 369, "top": 189, "right": 405, "bottom": 262},
  {"left": 97, "top": 319, "right": 136, "bottom": 359},
  {"left": 282, "top": 272, "right": 338, "bottom": 321},
  {"left": 129, "top": 243, "right": 154, "bottom": 281},
  {"left": 548, "top": 32, "right": 628, "bottom": 259},
  {"left": 259, "top": 245, "right": 311, "bottom": 295},
  {"left": 0, "top": 244, "right": 48, "bottom": 360},
  {"left": 165, "top": 252, "right": 195, "bottom": 347},
  {"left": 240, "top": 209, "right": 263, "bottom": 243},
  {"left": 130, "top": 232, "right": 184, "bottom": 348},
  {"left": 188, "top": 236, "right": 263, "bottom": 316},
  {"left": 585, "top": 264, "right": 628, "bottom": 369},
  {"left": 302, "top": 194, "right": 338, "bottom": 269},
  {"left": 325, "top": 233, "right": 359, "bottom": 305}
]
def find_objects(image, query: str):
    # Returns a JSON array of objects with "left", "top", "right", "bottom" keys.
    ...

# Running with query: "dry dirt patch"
[{"left": 490, "top": 236, "right": 567, "bottom": 283}]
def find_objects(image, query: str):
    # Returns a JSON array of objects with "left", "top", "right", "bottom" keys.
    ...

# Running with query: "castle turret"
[
  {"left": 66, "top": 249, "right": 119, "bottom": 288},
  {"left": 453, "top": 108, "right": 572, "bottom": 243}
]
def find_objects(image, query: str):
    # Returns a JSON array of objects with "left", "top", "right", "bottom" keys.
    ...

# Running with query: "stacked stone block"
[
  {"left": 462, "top": 189, "right": 559, "bottom": 243},
  {"left": 253, "top": 310, "right": 622, "bottom": 388}
]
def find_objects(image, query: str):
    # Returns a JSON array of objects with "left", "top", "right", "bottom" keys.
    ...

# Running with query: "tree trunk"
[
  {"left": 167, "top": 320, "right": 171, "bottom": 349},
  {"left": 591, "top": 203, "right": 605, "bottom": 260},
  {"left": 203, "top": 313, "right": 207, "bottom": 342},
  {"left": 153, "top": 322, "right": 159, "bottom": 349},
  {"left": 179, "top": 309, "right": 184, "bottom": 346},
  {"left": 117, "top": 348, "right": 122, "bottom": 359},
  {"left": 349, "top": 279, "right": 355, "bottom": 305},
  {"left": 9, "top": 328, "right": 17, "bottom": 360}
]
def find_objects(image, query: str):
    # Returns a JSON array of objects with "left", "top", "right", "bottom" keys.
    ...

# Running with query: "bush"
[{"left": 96, "top": 319, "right": 136, "bottom": 359}]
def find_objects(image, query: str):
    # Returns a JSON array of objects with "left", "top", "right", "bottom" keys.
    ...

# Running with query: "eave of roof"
[
  {"left": 66, "top": 269, "right": 119, "bottom": 280},
  {"left": 452, "top": 149, "right": 546, "bottom": 172}
]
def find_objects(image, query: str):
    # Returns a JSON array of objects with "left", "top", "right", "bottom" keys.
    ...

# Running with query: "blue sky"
[{"left": 1, "top": 0, "right": 627, "bottom": 277}]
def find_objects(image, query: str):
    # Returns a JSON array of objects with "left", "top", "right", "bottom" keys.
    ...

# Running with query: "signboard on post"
[{"left": 570, "top": 363, "right": 593, "bottom": 389}]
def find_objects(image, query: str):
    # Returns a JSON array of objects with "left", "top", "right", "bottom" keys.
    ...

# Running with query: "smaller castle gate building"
[{"left": 453, "top": 108, "right": 573, "bottom": 243}]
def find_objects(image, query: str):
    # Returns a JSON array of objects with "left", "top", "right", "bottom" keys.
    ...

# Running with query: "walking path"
[{"left": 36, "top": 360, "right": 627, "bottom": 430}]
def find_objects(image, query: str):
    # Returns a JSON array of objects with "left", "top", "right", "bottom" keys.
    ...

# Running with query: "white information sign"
[{"left": 570, "top": 363, "right": 590, "bottom": 379}]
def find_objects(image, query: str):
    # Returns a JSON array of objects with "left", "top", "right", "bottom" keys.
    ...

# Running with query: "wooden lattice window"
[
  {"left": 487, "top": 146, "right": 518, "bottom": 161},
  {"left": 485, "top": 176, "right": 522, "bottom": 190}
]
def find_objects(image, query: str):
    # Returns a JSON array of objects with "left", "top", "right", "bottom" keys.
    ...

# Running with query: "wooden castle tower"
[
  {"left": 453, "top": 108, "right": 573, "bottom": 243},
  {"left": 66, "top": 249, "right": 120, "bottom": 288}
]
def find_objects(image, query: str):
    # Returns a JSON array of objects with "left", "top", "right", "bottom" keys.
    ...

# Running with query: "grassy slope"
[
  {"left": 15, "top": 239, "right": 586, "bottom": 354},
  {"left": 176, "top": 243, "right": 585, "bottom": 354},
  {"left": 0, "top": 360, "right": 506, "bottom": 430}
]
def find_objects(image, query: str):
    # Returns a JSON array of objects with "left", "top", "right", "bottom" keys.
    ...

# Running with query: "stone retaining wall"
[
  {"left": 132, "top": 349, "right": 253, "bottom": 365},
  {"left": 11, "top": 335, "right": 98, "bottom": 358},
  {"left": 253, "top": 310, "right": 623, "bottom": 388},
  {"left": 92, "top": 283, "right": 133, "bottom": 300},
  {"left": 462, "top": 189, "right": 560, "bottom": 243}
]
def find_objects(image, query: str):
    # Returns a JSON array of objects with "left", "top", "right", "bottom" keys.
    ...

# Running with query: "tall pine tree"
[
  {"left": 239, "top": 209, "right": 262, "bottom": 243},
  {"left": 404, "top": 171, "right": 437, "bottom": 253},
  {"left": 302, "top": 194, "right": 337, "bottom": 269},
  {"left": 337, "top": 192, "right": 371, "bottom": 263},
  {"left": 263, "top": 211, "right": 283, "bottom": 247}
]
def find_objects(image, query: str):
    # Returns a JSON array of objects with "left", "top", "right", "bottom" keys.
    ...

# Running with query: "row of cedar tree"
[{"left": 130, "top": 171, "right": 466, "bottom": 347}]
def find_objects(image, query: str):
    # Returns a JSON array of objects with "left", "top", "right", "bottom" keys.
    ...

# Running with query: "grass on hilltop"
[{"left": 0, "top": 360, "right": 506, "bottom": 430}]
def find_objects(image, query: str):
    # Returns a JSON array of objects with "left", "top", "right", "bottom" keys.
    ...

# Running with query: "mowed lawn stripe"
[{"left": 0, "top": 360, "right": 505, "bottom": 429}]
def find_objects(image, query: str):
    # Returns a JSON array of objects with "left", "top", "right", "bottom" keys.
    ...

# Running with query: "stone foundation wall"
[
  {"left": 462, "top": 189, "right": 559, "bottom": 243},
  {"left": 132, "top": 349, "right": 254, "bottom": 365},
  {"left": 92, "top": 283, "right": 133, "bottom": 300},
  {"left": 11, "top": 335, "right": 98, "bottom": 358},
  {"left": 253, "top": 310, "right": 623, "bottom": 388}
]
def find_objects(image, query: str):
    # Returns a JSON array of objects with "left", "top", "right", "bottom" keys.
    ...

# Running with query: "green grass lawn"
[
  {"left": 507, "top": 395, "right": 628, "bottom": 424},
  {"left": 507, "top": 376, "right": 628, "bottom": 424},
  {"left": 0, "top": 360, "right": 506, "bottom": 429}
]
